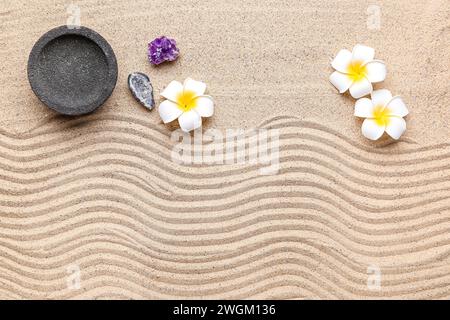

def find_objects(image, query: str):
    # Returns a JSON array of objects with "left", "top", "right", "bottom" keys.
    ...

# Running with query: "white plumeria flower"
[
  {"left": 330, "top": 44, "right": 387, "bottom": 99},
  {"left": 159, "top": 78, "right": 214, "bottom": 132},
  {"left": 355, "top": 89, "right": 409, "bottom": 141}
]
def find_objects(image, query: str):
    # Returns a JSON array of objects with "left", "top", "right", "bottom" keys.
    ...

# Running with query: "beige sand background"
[{"left": 0, "top": 0, "right": 449, "bottom": 299}]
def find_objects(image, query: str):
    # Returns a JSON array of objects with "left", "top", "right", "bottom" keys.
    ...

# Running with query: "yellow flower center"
[
  {"left": 347, "top": 60, "right": 367, "bottom": 82},
  {"left": 373, "top": 105, "right": 391, "bottom": 127},
  {"left": 176, "top": 90, "right": 197, "bottom": 112}
]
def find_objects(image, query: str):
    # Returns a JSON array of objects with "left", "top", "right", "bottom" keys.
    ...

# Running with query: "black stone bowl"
[{"left": 27, "top": 26, "right": 118, "bottom": 116}]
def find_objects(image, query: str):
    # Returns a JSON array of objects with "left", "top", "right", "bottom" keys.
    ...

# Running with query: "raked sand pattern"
[
  {"left": 0, "top": 0, "right": 449, "bottom": 299},
  {"left": 1, "top": 114, "right": 450, "bottom": 299}
]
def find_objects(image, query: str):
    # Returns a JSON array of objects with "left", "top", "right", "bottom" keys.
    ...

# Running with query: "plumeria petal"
[
  {"left": 161, "top": 81, "right": 183, "bottom": 102},
  {"left": 349, "top": 78, "right": 372, "bottom": 98},
  {"left": 364, "top": 60, "right": 387, "bottom": 83},
  {"left": 352, "top": 44, "right": 375, "bottom": 64},
  {"left": 354, "top": 98, "right": 374, "bottom": 118},
  {"left": 194, "top": 96, "right": 214, "bottom": 117},
  {"left": 178, "top": 110, "right": 202, "bottom": 132},
  {"left": 331, "top": 49, "right": 353, "bottom": 73},
  {"left": 329, "top": 71, "right": 353, "bottom": 93},
  {"left": 362, "top": 118, "right": 385, "bottom": 140},
  {"left": 159, "top": 100, "right": 183, "bottom": 123},
  {"left": 184, "top": 78, "right": 207, "bottom": 97},
  {"left": 385, "top": 116, "right": 406, "bottom": 140},
  {"left": 386, "top": 96, "right": 409, "bottom": 117},
  {"left": 371, "top": 89, "right": 392, "bottom": 107}
]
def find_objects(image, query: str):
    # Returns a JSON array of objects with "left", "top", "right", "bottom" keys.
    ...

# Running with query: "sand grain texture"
[{"left": 0, "top": 0, "right": 449, "bottom": 299}]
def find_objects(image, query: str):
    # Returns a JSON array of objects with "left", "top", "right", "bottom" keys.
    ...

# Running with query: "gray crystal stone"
[{"left": 128, "top": 72, "right": 155, "bottom": 110}]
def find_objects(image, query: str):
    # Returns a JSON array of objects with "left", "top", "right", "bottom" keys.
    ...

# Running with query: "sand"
[{"left": 0, "top": 0, "right": 449, "bottom": 299}]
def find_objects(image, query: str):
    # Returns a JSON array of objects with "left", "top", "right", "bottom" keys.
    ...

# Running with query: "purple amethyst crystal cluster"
[{"left": 148, "top": 36, "right": 179, "bottom": 65}]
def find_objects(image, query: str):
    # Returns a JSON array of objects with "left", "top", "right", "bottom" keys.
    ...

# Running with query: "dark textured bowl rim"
[{"left": 27, "top": 26, "right": 118, "bottom": 116}]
